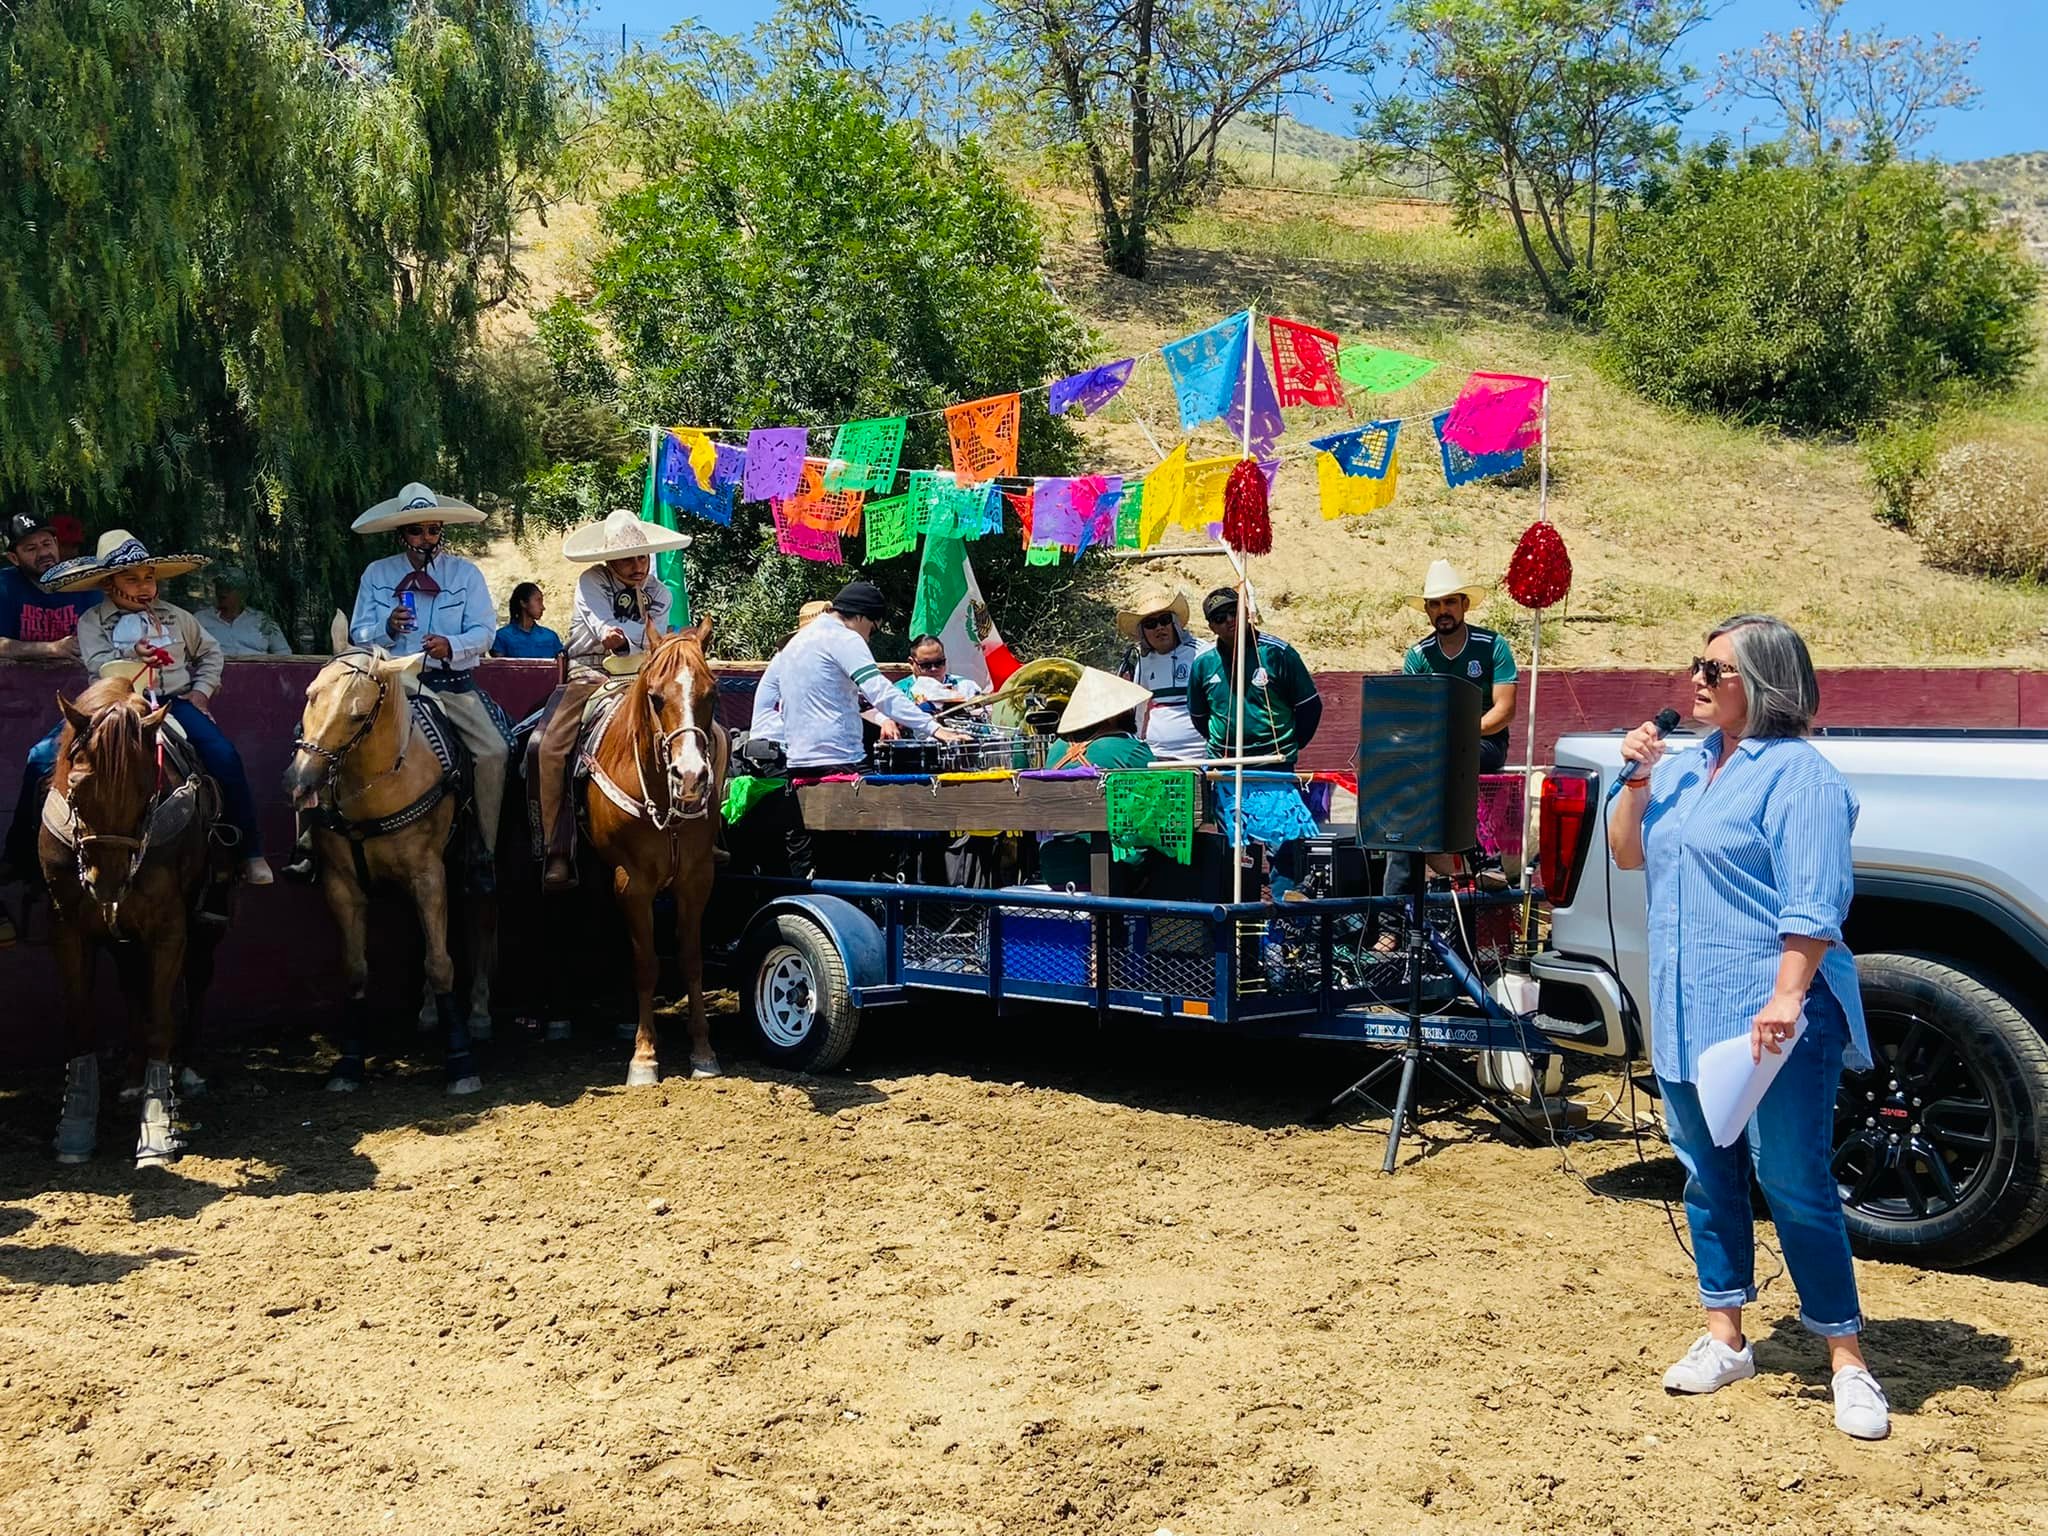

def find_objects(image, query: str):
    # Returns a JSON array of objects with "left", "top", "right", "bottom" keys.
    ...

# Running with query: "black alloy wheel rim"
[{"left": 1832, "top": 1004, "right": 1999, "bottom": 1223}]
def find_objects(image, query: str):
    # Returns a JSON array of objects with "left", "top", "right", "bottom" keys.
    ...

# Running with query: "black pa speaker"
[{"left": 1355, "top": 673, "right": 1480, "bottom": 853}]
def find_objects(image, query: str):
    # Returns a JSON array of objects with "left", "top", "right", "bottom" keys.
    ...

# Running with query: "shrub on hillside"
[
  {"left": 1914, "top": 440, "right": 2048, "bottom": 581},
  {"left": 1599, "top": 152, "right": 2040, "bottom": 433}
]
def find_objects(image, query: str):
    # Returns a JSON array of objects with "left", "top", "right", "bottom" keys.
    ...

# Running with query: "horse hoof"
[
  {"left": 177, "top": 1067, "right": 207, "bottom": 1097},
  {"left": 689, "top": 1058, "right": 722, "bottom": 1080},
  {"left": 468, "top": 1016, "right": 493, "bottom": 1042},
  {"left": 54, "top": 1149, "right": 93, "bottom": 1166},
  {"left": 447, "top": 1075, "right": 483, "bottom": 1096},
  {"left": 545, "top": 1020, "right": 572, "bottom": 1042},
  {"left": 626, "top": 1062, "right": 659, "bottom": 1087},
  {"left": 134, "top": 1149, "right": 180, "bottom": 1170}
]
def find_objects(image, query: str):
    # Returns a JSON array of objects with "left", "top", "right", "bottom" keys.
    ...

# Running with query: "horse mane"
[
  {"left": 59, "top": 681, "right": 155, "bottom": 810},
  {"left": 630, "top": 629, "right": 710, "bottom": 710}
]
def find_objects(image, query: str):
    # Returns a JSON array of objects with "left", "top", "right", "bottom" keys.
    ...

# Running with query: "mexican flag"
[{"left": 909, "top": 533, "right": 1019, "bottom": 689}]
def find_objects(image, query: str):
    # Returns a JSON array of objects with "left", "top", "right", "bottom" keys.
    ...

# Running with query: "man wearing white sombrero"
[
  {"left": 338, "top": 482, "right": 509, "bottom": 870},
  {"left": 1388, "top": 558, "right": 1520, "bottom": 898},
  {"left": 531, "top": 509, "right": 693, "bottom": 890}
]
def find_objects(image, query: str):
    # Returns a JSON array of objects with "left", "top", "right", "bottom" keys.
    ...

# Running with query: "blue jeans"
[
  {"left": 167, "top": 698, "right": 263, "bottom": 857},
  {"left": 1658, "top": 979, "right": 1863, "bottom": 1337},
  {"left": 4, "top": 724, "right": 63, "bottom": 874}
]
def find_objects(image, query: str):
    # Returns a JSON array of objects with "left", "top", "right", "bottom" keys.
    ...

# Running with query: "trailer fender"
[{"left": 741, "top": 895, "right": 897, "bottom": 1007}]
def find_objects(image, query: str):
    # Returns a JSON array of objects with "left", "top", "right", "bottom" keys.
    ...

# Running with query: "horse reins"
[
  {"left": 62, "top": 702, "right": 177, "bottom": 934},
  {"left": 294, "top": 656, "right": 414, "bottom": 809}
]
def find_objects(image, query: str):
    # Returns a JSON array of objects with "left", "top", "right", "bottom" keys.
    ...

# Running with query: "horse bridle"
[
  {"left": 63, "top": 706, "right": 170, "bottom": 933},
  {"left": 294, "top": 657, "right": 409, "bottom": 804},
  {"left": 641, "top": 697, "right": 714, "bottom": 829}
]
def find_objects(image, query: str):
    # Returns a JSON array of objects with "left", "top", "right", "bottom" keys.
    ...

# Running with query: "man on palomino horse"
[
  {"left": 533, "top": 508, "right": 693, "bottom": 892},
  {"left": 285, "top": 483, "right": 508, "bottom": 885},
  {"left": 49, "top": 531, "right": 272, "bottom": 887}
]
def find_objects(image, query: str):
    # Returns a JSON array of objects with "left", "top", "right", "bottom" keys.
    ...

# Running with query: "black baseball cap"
[
  {"left": 829, "top": 580, "right": 888, "bottom": 619},
  {"left": 4, "top": 511, "right": 51, "bottom": 552},
  {"left": 1202, "top": 586, "right": 1240, "bottom": 625}
]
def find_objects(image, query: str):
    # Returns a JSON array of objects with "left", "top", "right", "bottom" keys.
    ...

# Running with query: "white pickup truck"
[{"left": 1531, "top": 727, "right": 2048, "bottom": 1269}]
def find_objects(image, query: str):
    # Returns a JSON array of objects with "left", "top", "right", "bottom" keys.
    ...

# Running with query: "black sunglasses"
[
  {"left": 913, "top": 655, "right": 947, "bottom": 670},
  {"left": 1691, "top": 657, "right": 1741, "bottom": 687},
  {"left": 1140, "top": 613, "right": 1176, "bottom": 630},
  {"left": 399, "top": 523, "right": 445, "bottom": 538}
]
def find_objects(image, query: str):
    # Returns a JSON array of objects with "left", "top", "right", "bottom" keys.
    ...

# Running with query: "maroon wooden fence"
[{"left": 2, "top": 657, "right": 2041, "bottom": 1051}]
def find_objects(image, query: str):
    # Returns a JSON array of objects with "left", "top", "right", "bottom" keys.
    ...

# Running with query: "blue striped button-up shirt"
[{"left": 1641, "top": 732, "right": 1872, "bottom": 1083}]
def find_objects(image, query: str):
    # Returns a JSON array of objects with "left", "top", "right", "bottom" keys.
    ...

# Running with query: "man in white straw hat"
[
  {"left": 326, "top": 482, "right": 507, "bottom": 882},
  {"left": 1387, "top": 557, "right": 1520, "bottom": 900},
  {"left": 532, "top": 509, "right": 693, "bottom": 890},
  {"left": 1115, "top": 583, "right": 1207, "bottom": 761},
  {"left": 54, "top": 531, "right": 272, "bottom": 884}
]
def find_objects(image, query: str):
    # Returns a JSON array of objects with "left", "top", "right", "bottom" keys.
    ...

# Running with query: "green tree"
[
  {"left": 546, "top": 73, "right": 1091, "bottom": 659},
  {"left": 0, "top": 1, "right": 559, "bottom": 644},
  {"left": 977, "top": 1, "right": 1382, "bottom": 279},
  {"left": 1599, "top": 150, "right": 2039, "bottom": 432},
  {"left": 1359, "top": 0, "right": 1706, "bottom": 310}
]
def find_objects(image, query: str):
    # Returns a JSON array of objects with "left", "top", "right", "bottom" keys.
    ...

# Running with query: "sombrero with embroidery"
[
  {"left": 561, "top": 508, "right": 693, "bottom": 563},
  {"left": 1057, "top": 667, "right": 1152, "bottom": 737},
  {"left": 40, "top": 529, "right": 211, "bottom": 593},
  {"left": 352, "top": 481, "right": 486, "bottom": 535}
]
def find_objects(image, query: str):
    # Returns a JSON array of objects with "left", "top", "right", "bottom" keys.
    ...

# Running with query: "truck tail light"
[{"left": 1538, "top": 771, "right": 1597, "bottom": 906}]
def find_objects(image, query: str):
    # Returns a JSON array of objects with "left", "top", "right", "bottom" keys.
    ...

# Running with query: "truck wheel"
[
  {"left": 742, "top": 914, "right": 861, "bottom": 1073},
  {"left": 1834, "top": 952, "right": 2048, "bottom": 1269}
]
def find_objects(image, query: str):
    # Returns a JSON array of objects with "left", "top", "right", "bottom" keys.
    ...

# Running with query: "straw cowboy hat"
[
  {"left": 352, "top": 481, "right": 487, "bottom": 536},
  {"left": 1115, "top": 583, "right": 1191, "bottom": 639},
  {"left": 40, "top": 529, "right": 210, "bottom": 593},
  {"left": 562, "top": 508, "right": 693, "bottom": 563},
  {"left": 1410, "top": 558, "right": 1488, "bottom": 612},
  {"left": 796, "top": 599, "right": 831, "bottom": 626},
  {"left": 1057, "top": 667, "right": 1153, "bottom": 737}
]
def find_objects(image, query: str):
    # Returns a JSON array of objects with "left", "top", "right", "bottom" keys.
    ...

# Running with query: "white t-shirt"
[
  {"left": 760, "top": 614, "right": 934, "bottom": 768},
  {"left": 1124, "top": 633, "right": 1209, "bottom": 760}
]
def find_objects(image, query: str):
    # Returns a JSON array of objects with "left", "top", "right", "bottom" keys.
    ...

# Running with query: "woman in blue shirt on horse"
[{"left": 1609, "top": 614, "right": 1890, "bottom": 1442}]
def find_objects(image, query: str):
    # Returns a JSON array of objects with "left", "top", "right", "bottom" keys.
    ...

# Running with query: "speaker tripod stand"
[{"left": 1321, "top": 882, "right": 1541, "bottom": 1171}]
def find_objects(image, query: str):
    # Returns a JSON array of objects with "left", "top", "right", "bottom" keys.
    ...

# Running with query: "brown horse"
[
  {"left": 582, "top": 620, "right": 724, "bottom": 1084},
  {"left": 43, "top": 681, "right": 226, "bottom": 1166},
  {"left": 283, "top": 650, "right": 492, "bottom": 1095}
]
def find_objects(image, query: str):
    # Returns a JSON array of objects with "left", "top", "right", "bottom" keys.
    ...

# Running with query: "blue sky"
[{"left": 584, "top": 1, "right": 2042, "bottom": 162}]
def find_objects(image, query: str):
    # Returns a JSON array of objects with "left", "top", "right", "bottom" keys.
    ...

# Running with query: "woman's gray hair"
[{"left": 1708, "top": 614, "right": 1819, "bottom": 738}]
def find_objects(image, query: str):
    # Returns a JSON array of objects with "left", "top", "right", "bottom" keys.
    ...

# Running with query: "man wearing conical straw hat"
[
  {"left": 532, "top": 509, "right": 693, "bottom": 891},
  {"left": 1037, "top": 668, "right": 1155, "bottom": 889}
]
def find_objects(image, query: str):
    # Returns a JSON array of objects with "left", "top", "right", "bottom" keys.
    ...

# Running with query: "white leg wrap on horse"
[
  {"left": 626, "top": 1061, "right": 659, "bottom": 1087},
  {"left": 135, "top": 1058, "right": 182, "bottom": 1167},
  {"left": 54, "top": 1053, "right": 99, "bottom": 1163}
]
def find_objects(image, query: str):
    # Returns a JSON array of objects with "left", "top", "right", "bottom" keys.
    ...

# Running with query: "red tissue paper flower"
[
  {"left": 1505, "top": 519, "right": 1571, "bottom": 609},
  {"left": 1221, "top": 457, "right": 1272, "bottom": 555}
]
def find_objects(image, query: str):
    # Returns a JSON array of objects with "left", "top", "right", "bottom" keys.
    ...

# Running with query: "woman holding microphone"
[{"left": 1609, "top": 614, "right": 1890, "bottom": 1441}]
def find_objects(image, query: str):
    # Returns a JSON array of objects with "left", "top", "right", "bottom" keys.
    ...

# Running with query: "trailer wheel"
[
  {"left": 743, "top": 914, "right": 861, "bottom": 1073},
  {"left": 1834, "top": 952, "right": 2048, "bottom": 1269}
]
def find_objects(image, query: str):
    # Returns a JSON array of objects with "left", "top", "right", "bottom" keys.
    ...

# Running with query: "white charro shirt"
[
  {"left": 348, "top": 551, "right": 495, "bottom": 674},
  {"left": 567, "top": 566, "right": 672, "bottom": 677}
]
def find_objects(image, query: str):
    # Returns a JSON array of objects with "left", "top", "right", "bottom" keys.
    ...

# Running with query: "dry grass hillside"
[{"left": 483, "top": 179, "right": 2048, "bottom": 672}]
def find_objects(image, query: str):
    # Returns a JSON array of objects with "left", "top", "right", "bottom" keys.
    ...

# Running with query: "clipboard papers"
[{"left": 1695, "top": 1013, "right": 1806, "bottom": 1147}]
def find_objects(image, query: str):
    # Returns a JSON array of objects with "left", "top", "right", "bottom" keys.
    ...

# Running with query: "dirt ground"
[{"left": 2, "top": 1007, "right": 2043, "bottom": 1536}]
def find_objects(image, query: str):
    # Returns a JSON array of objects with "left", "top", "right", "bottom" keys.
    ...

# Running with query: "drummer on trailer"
[{"left": 750, "top": 580, "right": 961, "bottom": 879}]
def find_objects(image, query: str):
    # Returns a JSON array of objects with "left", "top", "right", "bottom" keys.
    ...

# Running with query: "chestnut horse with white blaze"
[
  {"left": 283, "top": 649, "right": 493, "bottom": 1094},
  {"left": 582, "top": 619, "right": 723, "bottom": 1084},
  {"left": 43, "top": 681, "right": 227, "bottom": 1167}
]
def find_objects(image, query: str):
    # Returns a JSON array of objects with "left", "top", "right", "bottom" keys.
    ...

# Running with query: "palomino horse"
[
  {"left": 284, "top": 650, "right": 494, "bottom": 1094},
  {"left": 43, "top": 681, "right": 227, "bottom": 1166},
  {"left": 581, "top": 620, "right": 724, "bottom": 1084}
]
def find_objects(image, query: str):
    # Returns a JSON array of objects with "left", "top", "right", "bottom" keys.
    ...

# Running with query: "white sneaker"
[
  {"left": 1832, "top": 1365, "right": 1891, "bottom": 1440},
  {"left": 1662, "top": 1333, "right": 1757, "bottom": 1394},
  {"left": 242, "top": 856, "right": 275, "bottom": 886}
]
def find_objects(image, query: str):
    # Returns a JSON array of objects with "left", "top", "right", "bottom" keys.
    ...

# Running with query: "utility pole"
[{"left": 1270, "top": 90, "right": 1282, "bottom": 182}]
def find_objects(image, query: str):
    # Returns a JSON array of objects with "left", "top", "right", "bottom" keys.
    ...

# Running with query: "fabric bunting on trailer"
[
  {"left": 776, "top": 458, "right": 866, "bottom": 535},
  {"left": 1432, "top": 408, "right": 1525, "bottom": 486},
  {"left": 1315, "top": 447, "right": 1400, "bottom": 520},
  {"left": 945, "top": 393, "right": 1021, "bottom": 484},
  {"left": 1311, "top": 420, "right": 1400, "bottom": 479},
  {"left": 771, "top": 504, "right": 843, "bottom": 564},
  {"left": 1137, "top": 443, "right": 1188, "bottom": 550},
  {"left": 863, "top": 493, "right": 915, "bottom": 562},
  {"left": 1049, "top": 358, "right": 1135, "bottom": 418},
  {"left": 1224, "top": 338, "right": 1286, "bottom": 457},
  {"left": 1210, "top": 774, "right": 1319, "bottom": 852},
  {"left": 1106, "top": 771, "right": 1196, "bottom": 864},
  {"left": 1441, "top": 372, "right": 1546, "bottom": 457},
  {"left": 1181, "top": 453, "right": 1279, "bottom": 529},
  {"left": 1337, "top": 345, "right": 1437, "bottom": 394},
  {"left": 1268, "top": 317, "right": 1346, "bottom": 408},
  {"left": 743, "top": 427, "right": 809, "bottom": 501},
  {"left": 1161, "top": 311, "right": 1250, "bottom": 432},
  {"left": 825, "top": 416, "right": 907, "bottom": 493}
]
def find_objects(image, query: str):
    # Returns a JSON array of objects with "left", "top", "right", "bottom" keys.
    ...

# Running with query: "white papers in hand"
[{"left": 1695, "top": 1013, "right": 1806, "bottom": 1148}]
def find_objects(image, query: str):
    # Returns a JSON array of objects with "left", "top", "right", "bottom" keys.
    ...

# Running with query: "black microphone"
[{"left": 1608, "top": 708, "right": 1683, "bottom": 800}]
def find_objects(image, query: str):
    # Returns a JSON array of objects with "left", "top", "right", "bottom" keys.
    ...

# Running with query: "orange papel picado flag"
[{"left": 945, "top": 393, "right": 1021, "bottom": 485}]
